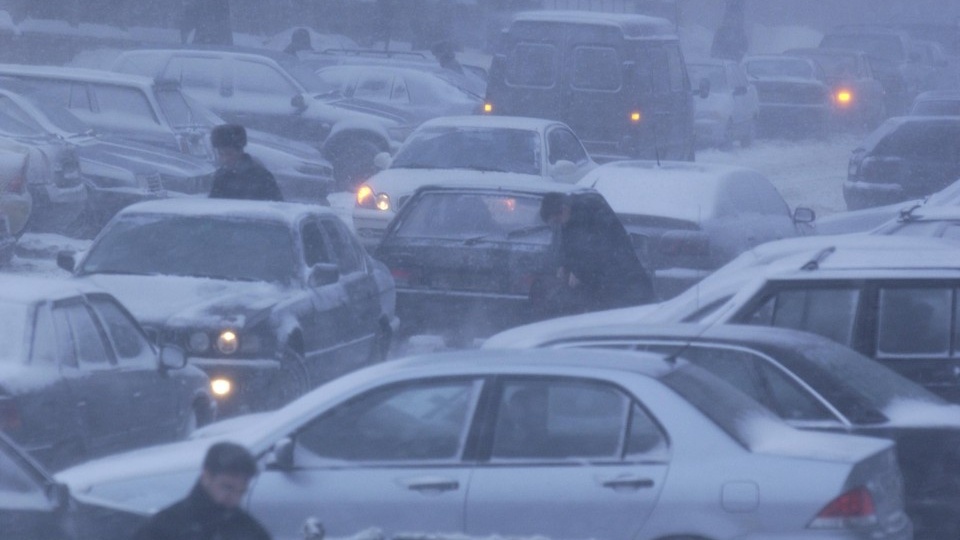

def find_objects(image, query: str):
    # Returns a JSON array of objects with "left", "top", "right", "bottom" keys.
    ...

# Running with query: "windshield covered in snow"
[
  {"left": 391, "top": 126, "right": 541, "bottom": 175},
  {"left": 395, "top": 191, "right": 551, "bottom": 244},
  {"left": 80, "top": 215, "right": 297, "bottom": 284},
  {"left": 0, "top": 302, "right": 28, "bottom": 362}
]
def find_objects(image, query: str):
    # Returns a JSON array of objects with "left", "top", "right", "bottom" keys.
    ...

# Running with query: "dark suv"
[{"left": 485, "top": 11, "right": 699, "bottom": 162}]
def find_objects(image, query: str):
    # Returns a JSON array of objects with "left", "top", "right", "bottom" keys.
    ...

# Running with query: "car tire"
[
  {"left": 263, "top": 347, "right": 310, "bottom": 410},
  {"left": 329, "top": 137, "right": 382, "bottom": 192}
]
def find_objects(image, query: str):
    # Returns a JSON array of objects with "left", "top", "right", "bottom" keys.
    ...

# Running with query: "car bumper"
[
  {"left": 842, "top": 180, "right": 905, "bottom": 210},
  {"left": 397, "top": 288, "right": 530, "bottom": 339},
  {"left": 353, "top": 207, "right": 394, "bottom": 248},
  {"left": 190, "top": 356, "right": 281, "bottom": 416}
]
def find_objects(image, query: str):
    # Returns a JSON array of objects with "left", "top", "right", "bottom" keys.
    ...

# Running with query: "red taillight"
[
  {"left": 809, "top": 486, "right": 877, "bottom": 529},
  {"left": 0, "top": 398, "right": 21, "bottom": 432}
]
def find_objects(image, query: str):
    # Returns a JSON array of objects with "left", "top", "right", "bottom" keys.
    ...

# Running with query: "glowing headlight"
[
  {"left": 835, "top": 89, "right": 853, "bottom": 106},
  {"left": 216, "top": 330, "right": 239, "bottom": 354},
  {"left": 211, "top": 378, "right": 232, "bottom": 397},
  {"left": 188, "top": 332, "right": 210, "bottom": 353},
  {"left": 375, "top": 193, "right": 391, "bottom": 211},
  {"left": 357, "top": 184, "right": 376, "bottom": 208}
]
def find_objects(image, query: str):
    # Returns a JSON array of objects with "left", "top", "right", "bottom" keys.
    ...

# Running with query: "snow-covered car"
[
  {"left": 0, "top": 145, "right": 32, "bottom": 265},
  {"left": 0, "top": 67, "right": 333, "bottom": 204},
  {"left": 687, "top": 59, "right": 759, "bottom": 147},
  {"left": 105, "top": 48, "right": 414, "bottom": 189},
  {"left": 0, "top": 275, "right": 212, "bottom": 470},
  {"left": 844, "top": 116, "right": 960, "bottom": 210},
  {"left": 57, "top": 348, "right": 911, "bottom": 540},
  {"left": 57, "top": 199, "right": 397, "bottom": 416},
  {"left": 817, "top": 177, "right": 960, "bottom": 235},
  {"left": 576, "top": 160, "right": 815, "bottom": 299},
  {"left": 0, "top": 431, "right": 74, "bottom": 540},
  {"left": 869, "top": 205, "right": 960, "bottom": 239},
  {"left": 742, "top": 54, "right": 832, "bottom": 138},
  {"left": 487, "top": 323, "right": 960, "bottom": 540},
  {"left": 354, "top": 116, "right": 596, "bottom": 247},
  {"left": 909, "top": 90, "right": 960, "bottom": 115},
  {"left": 785, "top": 48, "right": 889, "bottom": 128}
]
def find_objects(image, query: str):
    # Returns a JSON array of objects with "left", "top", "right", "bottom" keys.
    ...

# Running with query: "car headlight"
[
  {"left": 216, "top": 330, "right": 239, "bottom": 355},
  {"left": 375, "top": 193, "right": 390, "bottom": 211},
  {"left": 210, "top": 378, "right": 233, "bottom": 397},
  {"left": 357, "top": 184, "right": 376, "bottom": 208},
  {"left": 188, "top": 331, "right": 211, "bottom": 353}
]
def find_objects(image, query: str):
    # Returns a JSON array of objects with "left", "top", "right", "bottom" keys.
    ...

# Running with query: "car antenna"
[{"left": 800, "top": 246, "right": 835, "bottom": 271}]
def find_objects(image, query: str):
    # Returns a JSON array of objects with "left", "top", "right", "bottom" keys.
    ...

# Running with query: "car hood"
[
  {"left": 80, "top": 274, "right": 287, "bottom": 329},
  {"left": 367, "top": 168, "right": 545, "bottom": 200},
  {"left": 321, "top": 96, "right": 415, "bottom": 125},
  {"left": 76, "top": 137, "right": 215, "bottom": 177}
]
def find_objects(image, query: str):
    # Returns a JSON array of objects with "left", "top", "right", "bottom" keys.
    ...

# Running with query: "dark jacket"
[
  {"left": 558, "top": 193, "right": 654, "bottom": 309},
  {"left": 133, "top": 483, "right": 270, "bottom": 540},
  {"left": 209, "top": 154, "right": 283, "bottom": 202}
]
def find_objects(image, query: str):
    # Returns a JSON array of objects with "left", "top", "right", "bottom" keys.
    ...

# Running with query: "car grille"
[
  {"left": 756, "top": 83, "right": 825, "bottom": 105},
  {"left": 143, "top": 172, "right": 164, "bottom": 193}
]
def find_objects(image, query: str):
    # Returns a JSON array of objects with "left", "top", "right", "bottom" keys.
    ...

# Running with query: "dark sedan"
[
  {"left": 58, "top": 199, "right": 397, "bottom": 416},
  {"left": 0, "top": 431, "right": 74, "bottom": 539},
  {"left": 0, "top": 275, "right": 212, "bottom": 471},
  {"left": 487, "top": 323, "right": 960, "bottom": 540},
  {"left": 845, "top": 116, "right": 960, "bottom": 209},
  {"left": 742, "top": 54, "right": 832, "bottom": 138}
]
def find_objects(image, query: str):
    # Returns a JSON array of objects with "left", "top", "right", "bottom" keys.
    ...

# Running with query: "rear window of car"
[
  {"left": 393, "top": 191, "right": 550, "bottom": 244},
  {"left": 506, "top": 43, "right": 557, "bottom": 88},
  {"left": 873, "top": 122, "right": 960, "bottom": 159}
]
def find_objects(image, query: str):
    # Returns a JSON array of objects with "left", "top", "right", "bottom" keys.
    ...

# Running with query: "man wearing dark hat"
[
  {"left": 133, "top": 442, "right": 271, "bottom": 540},
  {"left": 208, "top": 124, "right": 283, "bottom": 201}
]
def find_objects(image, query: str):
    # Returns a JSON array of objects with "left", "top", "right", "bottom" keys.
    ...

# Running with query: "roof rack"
[
  {"left": 800, "top": 246, "right": 836, "bottom": 271},
  {"left": 317, "top": 48, "right": 428, "bottom": 60}
]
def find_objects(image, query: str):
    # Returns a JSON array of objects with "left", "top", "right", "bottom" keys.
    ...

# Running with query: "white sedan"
[
  {"left": 353, "top": 116, "right": 595, "bottom": 247},
  {"left": 59, "top": 349, "right": 909, "bottom": 540}
]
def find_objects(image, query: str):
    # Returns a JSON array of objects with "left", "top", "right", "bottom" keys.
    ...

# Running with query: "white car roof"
[
  {"left": 115, "top": 198, "right": 339, "bottom": 227},
  {"left": 511, "top": 10, "right": 676, "bottom": 39},
  {"left": 418, "top": 115, "right": 560, "bottom": 132},
  {"left": 0, "top": 275, "right": 99, "bottom": 305},
  {"left": 0, "top": 63, "right": 155, "bottom": 89}
]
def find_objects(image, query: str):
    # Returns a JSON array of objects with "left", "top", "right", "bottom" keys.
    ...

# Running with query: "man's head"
[
  {"left": 211, "top": 124, "right": 247, "bottom": 167},
  {"left": 291, "top": 28, "right": 311, "bottom": 48},
  {"left": 199, "top": 442, "right": 258, "bottom": 509},
  {"left": 540, "top": 192, "right": 571, "bottom": 226}
]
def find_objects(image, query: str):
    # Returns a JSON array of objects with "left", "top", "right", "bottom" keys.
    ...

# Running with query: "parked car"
[
  {"left": 0, "top": 87, "right": 215, "bottom": 236},
  {"left": 576, "top": 160, "right": 815, "bottom": 299},
  {"left": 741, "top": 54, "right": 832, "bottom": 138},
  {"left": 870, "top": 205, "right": 960, "bottom": 239},
  {"left": 354, "top": 116, "right": 595, "bottom": 246},
  {"left": 57, "top": 199, "right": 397, "bottom": 416},
  {"left": 909, "top": 90, "right": 960, "bottom": 116},
  {"left": 0, "top": 431, "right": 74, "bottom": 539},
  {"left": 0, "top": 275, "right": 213, "bottom": 470},
  {"left": 487, "top": 323, "right": 960, "bottom": 540},
  {"left": 485, "top": 11, "right": 700, "bottom": 161},
  {"left": 845, "top": 116, "right": 960, "bottom": 210},
  {"left": 818, "top": 177, "right": 960, "bottom": 235},
  {"left": 56, "top": 348, "right": 911, "bottom": 540},
  {"left": 0, "top": 144, "right": 33, "bottom": 265},
  {"left": 784, "top": 47, "right": 889, "bottom": 128},
  {"left": 0, "top": 67, "right": 333, "bottom": 203},
  {"left": 687, "top": 59, "right": 759, "bottom": 147},
  {"left": 105, "top": 48, "right": 415, "bottom": 188}
]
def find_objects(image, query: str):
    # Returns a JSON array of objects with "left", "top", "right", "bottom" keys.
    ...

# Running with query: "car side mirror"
[
  {"left": 550, "top": 159, "right": 577, "bottom": 178},
  {"left": 793, "top": 206, "right": 816, "bottom": 224},
  {"left": 57, "top": 250, "right": 76, "bottom": 273},
  {"left": 373, "top": 151, "right": 392, "bottom": 170},
  {"left": 291, "top": 94, "right": 308, "bottom": 113},
  {"left": 309, "top": 263, "right": 340, "bottom": 287},
  {"left": 733, "top": 85, "right": 748, "bottom": 96},
  {"left": 266, "top": 437, "right": 295, "bottom": 471},
  {"left": 159, "top": 345, "right": 187, "bottom": 370},
  {"left": 700, "top": 78, "right": 712, "bottom": 98}
]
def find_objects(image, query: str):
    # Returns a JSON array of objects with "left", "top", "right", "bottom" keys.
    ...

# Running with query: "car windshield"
[
  {"left": 911, "top": 99, "right": 960, "bottom": 116},
  {"left": 0, "top": 302, "right": 27, "bottom": 363},
  {"left": 797, "top": 53, "right": 858, "bottom": 78},
  {"left": 80, "top": 215, "right": 297, "bottom": 284},
  {"left": 687, "top": 64, "right": 729, "bottom": 92},
  {"left": 391, "top": 126, "right": 541, "bottom": 175},
  {"left": 156, "top": 87, "right": 211, "bottom": 128},
  {"left": 873, "top": 122, "right": 960, "bottom": 159},
  {"left": 820, "top": 34, "right": 905, "bottom": 62},
  {"left": 744, "top": 58, "right": 814, "bottom": 79},
  {"left": 394, "top": 191, "right": 551, "bottom": 244}
]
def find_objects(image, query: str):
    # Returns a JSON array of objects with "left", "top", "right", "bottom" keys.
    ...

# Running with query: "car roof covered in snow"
[
  {"left": 511, "top": 10, "right": 676, "bottom": 39},
  {"left": 114, "top": 198, "right": 337, "bottom": 227},
  {"left": 0, "top": 63, "right": 156, "bottom": 88},
  {"left": 417, "top": 115, "right": 562, "bottom": 132},
  {"left": 913, "top": 90, "right": 960, "bottom": 102},
  {"left": 0, "top": 275, "right": 99, "bottom": 305},
  {"left": 411, "top": 176, "right": 589, "bottom": 197}
]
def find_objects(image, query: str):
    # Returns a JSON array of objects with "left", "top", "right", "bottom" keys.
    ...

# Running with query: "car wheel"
[
  {"left": 263, "top": 347, "right": 310, "bottom": 410},
  {"left": 329, "top": 138, "right": 382, "bottom": 192}
]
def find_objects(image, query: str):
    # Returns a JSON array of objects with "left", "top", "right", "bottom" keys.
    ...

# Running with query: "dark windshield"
[
  {"left": 820, "top": 34, "right": 905, "bottom": 62},
  {"left": 80, "top": 215, "right": 297, "bottom": 284},
  {"left": 795, "top": 53, "right": 858, "bottom": 78},
  {"left": 395, "top": 191, "right": 551, "bottom": 244},
  {"left": 874, "top": 122, "right": 960, "bottom": 159},
  {"left": 391, "top": 127, "right": 541, "bottom": 175}
]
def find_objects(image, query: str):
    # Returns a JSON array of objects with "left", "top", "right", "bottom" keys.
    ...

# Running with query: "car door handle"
[
  {"left": 401, "top": 477, "right": 460, "bottom": 493},
  {"left": 600, "top": 476, "right": 655, "bottom": 490}
]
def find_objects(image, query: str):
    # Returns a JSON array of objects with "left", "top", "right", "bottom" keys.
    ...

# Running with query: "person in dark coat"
[
  {"left": 284, "top": 28, "right": 313, "bottom": 56},
  {"left": 431, "top": 40, "right": 465, "bottom": 76},
  {"left": 133, "top": 442, "right": 271, "bottom": 540},
  {"left": 537, "top": 192, "right": 654, "bottom": 315},
  {"left": 208, "top": 124, "right": 283, "bottom": 201},
  {"left": 180, "top": 0, "right": 234, "bottom": 45}
]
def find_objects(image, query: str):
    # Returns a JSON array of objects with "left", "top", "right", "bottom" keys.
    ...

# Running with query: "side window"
[
  {"left": 721, "top": 175, "right": 790, "bottom": 217},
  {"left": 663, "top": 44, "right": 687, "bottom": 91},
  {"left": 55, "top": 302, "right": 112, "bottom": 369},
  {"left": 88, "top": 297, "right": 154, "bottom": 365},
  {"left": 92, "top": 85, "right": 160, "bottom": 126},
  {"left": 742, "top": 288, "right": 861, "bottom": 347},
  {"left": 547, "top": 128, "right": 589, "bottom": 165},
  {"left": 51, "top": 305, "right": 77, "bottom": 368},
  {"left": 233, "top": 61, "right": 299, "bottom": 96},
  {"left": 490, "top": 378, "right": 633, "bottom": 460},
  {"left": 391, "top": 77, "right": 411, "bottom": 103},
  {"left": 295, "top": 379, "right": 481, "bottom": 463},
  {"left": 301, "top": 221, "right": 331, "bottom": 267},
  {"left": 506, "top": 43, "right": 557, "bottom": 88},
  {"left": 353, "top": 75, "right": 393, "bottom": 102},
  {"left": 163, "top": 57, "right": 222, "bottom": 90},
  {"left": 321, "top": 220, "right": 362, "bottom": 274},
  {"left": 31, "top": 305, "right": 59, "bottom": 365},
  {"left": 877, "top": 287, "right": 953, "bottom": 357},
  {"left": 571, "top": 46, "right": 621, "bottom": 91},
  {"left": 69, "top": 83, "right": 91, "bottom": 110}
]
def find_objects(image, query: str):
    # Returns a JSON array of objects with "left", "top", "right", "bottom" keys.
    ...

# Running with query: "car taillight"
[
  {"left": 809, "top": 486, "right": 877, "bottom": 529},
  {"left": 0, "top": 398, "right": 21, "bottom": 432},
  {"left": 391, "top": 267, "right": 421, "bottom": 287},
  {"left": 659, "top": 231, "right": 709, "bottom": 258}
]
